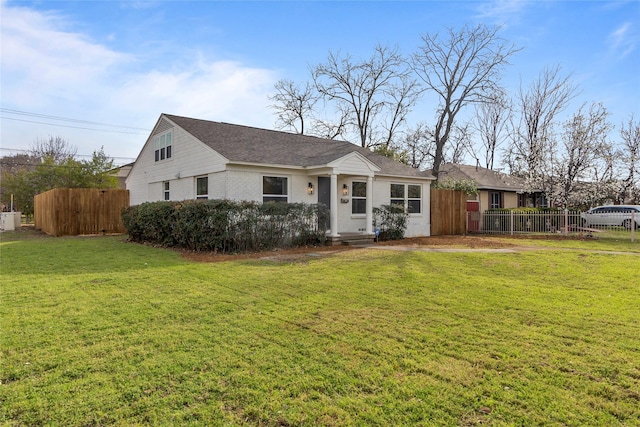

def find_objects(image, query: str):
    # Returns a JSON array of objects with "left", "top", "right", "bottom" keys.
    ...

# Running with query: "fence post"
[
  {"left": 632, "top": 211, "right": 636, "bottom": 243},
  {"left": 510, "top": 210, "right": 514, "bottom": 235},
  {"left": 563, "top": 209, "right": 569, "bottom": 236}
]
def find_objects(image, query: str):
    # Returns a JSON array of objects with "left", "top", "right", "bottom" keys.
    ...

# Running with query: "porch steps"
[{"left": 328, "top": 233, "right": 376, "bottom": 246}]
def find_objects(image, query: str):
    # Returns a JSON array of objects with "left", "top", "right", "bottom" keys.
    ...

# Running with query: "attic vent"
[{"left": 154, "top": 119, "right": 174, "bottom": 135}]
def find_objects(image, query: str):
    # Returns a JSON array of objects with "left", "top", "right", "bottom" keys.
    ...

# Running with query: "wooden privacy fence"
[
  {"left": 34, "top": 188, "right": 129, "bottom": 236},
  {"left": 430, "top": 188, "right": 467, "bottom": 235}
]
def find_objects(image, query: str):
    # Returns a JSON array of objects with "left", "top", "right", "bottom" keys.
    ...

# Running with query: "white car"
[{"left": 581, "top": 205, "right": 640, "bottom": 230}]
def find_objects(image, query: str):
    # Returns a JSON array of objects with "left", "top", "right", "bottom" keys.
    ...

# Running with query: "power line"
[
  {"left": 1, "top": 116, "right": 149, "bottom": 135},
  {"left": 0, "top": 108, "right": 151, "bottom": 132},
  {"left": 0, "top": 148, "right": 136, "bottom": 166}
]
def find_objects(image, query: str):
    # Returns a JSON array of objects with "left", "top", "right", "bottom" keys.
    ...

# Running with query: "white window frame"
[
  {"left": 154, "top": 131, "right": 173, "bottom": 162},
  {"left": 262, "top": 176, "right": 289, "bottom": 203},
  {"left": 490, "top": 191, "right": 503, "bottom": 209},
  {"left": 351, "top": 181, "right": 367, "bottom": 215},
  {"left": 163, "top": 181, "right": 170, "bottom": 201},
  {"left": 407, "top": 184, "right": 422, "bottom": 214},
  {"left": 196, "top": 176, "right": 208, "bottom": 200},
  {"left": 390, "top": 183, "right": 422, "bottom": 214}
]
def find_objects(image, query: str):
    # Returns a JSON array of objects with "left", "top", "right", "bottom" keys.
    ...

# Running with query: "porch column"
[
  {"left": 365, "top": 175, "right": 373, "bottom": 234},
  {"left": 330, "top": 173, "right": 339, "bottom": 237}
]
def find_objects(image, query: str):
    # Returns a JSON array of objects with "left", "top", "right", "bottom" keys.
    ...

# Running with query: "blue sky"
[{"left": 1, "top": 0, "right": 638, "bottom": 165}]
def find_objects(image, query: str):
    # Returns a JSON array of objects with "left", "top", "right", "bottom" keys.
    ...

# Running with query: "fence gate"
[{"left": 466, "top": 201, "right": 480, "bottom": 232}]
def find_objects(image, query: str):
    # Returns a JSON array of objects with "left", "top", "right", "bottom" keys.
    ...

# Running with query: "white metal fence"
[{"left": 468, "top": 210, "right": 637, "bottom": 242}]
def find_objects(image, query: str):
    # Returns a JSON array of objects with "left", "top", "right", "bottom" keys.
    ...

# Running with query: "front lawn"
[{"left": 1, "top": 232, "right": 639, "bottom": 426}]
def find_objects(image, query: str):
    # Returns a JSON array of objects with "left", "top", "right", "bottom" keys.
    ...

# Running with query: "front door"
[{"left": 318, "top": 176, "right": 331, "bottom": 230}]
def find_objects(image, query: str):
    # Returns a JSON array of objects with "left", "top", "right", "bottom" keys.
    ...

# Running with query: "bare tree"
[
  {"left": 411, "top": 24, "right": 520, "bottom": 180},
  {"left": 551, "top": 102, "right": 613, "bottom": 207},
  {"left": 31, "top": 136, "right": 77, "bottom": 163},
  {"left": 310, "top": 105, "right": 349, "bottom": 140},
  {"left": 269, "top": 79, "right": 318, "bottom": 134},
  {"left": 313, "top": 45, "right": 420, "bottom": 148},
  {"left": 618, "top": 115, "right": 640, "bottom": 203},
  {"left": 402, "top": 122, "right": 436, "bottom": 169},
  {"left": 445, "top": 122, "right": 473, "bottom": 165},
  {"left": 504, "top": 65, "right": 578, "bottom": 191},
  {"left": 471, "top": 91, "right": 511, "bottom": 169}
]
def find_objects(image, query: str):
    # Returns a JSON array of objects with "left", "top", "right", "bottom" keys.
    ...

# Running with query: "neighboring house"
[
  {"left": 127, "top": 114, "right": 435, "bottom": 238},
  {"left": 111, "top": 163, "right": 133, "bottom": 189},
  {"left": 438, "top": 163, "right": 546, "bottom": 212}
]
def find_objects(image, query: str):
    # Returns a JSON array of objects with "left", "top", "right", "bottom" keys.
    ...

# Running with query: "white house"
[{"left": 127, "top": 114, "right": 435, "bottom": 238}]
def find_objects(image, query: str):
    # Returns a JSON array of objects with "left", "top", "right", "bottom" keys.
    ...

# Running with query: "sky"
[{"left": 1, "top": 0, "right": 639, "bottom": 166}]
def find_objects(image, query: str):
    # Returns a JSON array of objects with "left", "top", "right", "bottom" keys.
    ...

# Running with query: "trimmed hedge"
[{"left": 122, "top": 200, "right": 329, "bottom": 253}]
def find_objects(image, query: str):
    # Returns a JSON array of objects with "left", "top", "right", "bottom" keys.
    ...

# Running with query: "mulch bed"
[{"left": 180, "top": 234, "right": 581, "bottom": 263}]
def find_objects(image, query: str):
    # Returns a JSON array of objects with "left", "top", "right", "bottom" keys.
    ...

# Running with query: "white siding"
[
  {"left": 127, "top": 122, "right": 226, "bottom": 205},
  {"left": 337, "top": 177, "right": 366, "bottom": 233},
  {"left": 329, "top": 153, "right": 378, "bottom": 176},
  {"left": 372, "top": 177, "right": 431, "bottom": 237},
  {"left": 223, "top": 167, "right": 317, "bottom": 204}
]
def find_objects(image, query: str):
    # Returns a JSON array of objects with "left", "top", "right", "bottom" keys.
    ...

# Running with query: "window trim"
[
  {"left": 196, "top": 176, "right": 208, "bottom": 200},
  {"left": 262, "top": 175, "right": 289, "bottom": 203},
  {"left": 154, "top": 131, "right": 173, "bottom": 162},
  {"left": 390, "top": 183, "right": 422, "bottom": 214},
  {"left": 489, "top": 191, "right": 503, "bottom": 209},
  {"left": 163, "top": 181, "right": 170, "bottom": 201},
  {"left": 351, "top": 181, "right": 367, "bottom": 215}
]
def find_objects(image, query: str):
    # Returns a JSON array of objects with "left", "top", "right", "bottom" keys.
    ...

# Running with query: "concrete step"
[{"left": 342, "top": 238, "right": 374, "bottom": 246}]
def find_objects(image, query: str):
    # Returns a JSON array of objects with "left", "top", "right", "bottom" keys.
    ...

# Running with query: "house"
[
  {"left": 126, "top": 114, "right": 435, "bottom": 239},
  {"left": 111, "top": 163, "right": 133, "bottom": 189},
  {"left": 438, "top": 163, "right": 546, "bottom": 213}
]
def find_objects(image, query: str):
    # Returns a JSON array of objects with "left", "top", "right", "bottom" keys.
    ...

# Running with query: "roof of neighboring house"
[
  {"left": 163, "top": 114, "right": 433, "bottom": 179},
  {"left": 437, "top": 163, "right": 528, "bottom": 192}
]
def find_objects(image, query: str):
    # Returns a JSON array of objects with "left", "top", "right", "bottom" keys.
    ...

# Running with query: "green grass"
[{"left": 1, "top": 232, "right": 639, "bottom": 426}]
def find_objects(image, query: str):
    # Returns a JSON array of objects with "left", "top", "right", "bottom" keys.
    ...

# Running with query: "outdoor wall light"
[
  {"left": 342, "top": 184, "right": 349, "bottom": 196},
  {"left": 307, "top": 182, "right": 314, "bottom": 195}
]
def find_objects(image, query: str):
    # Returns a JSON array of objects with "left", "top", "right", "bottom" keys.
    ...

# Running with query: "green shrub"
[
  {"left": 373, "top": 204, "right": 409, "bottom": 241},
  {"left": 122, "top": 200, "right": 329, "bottom": 253}
]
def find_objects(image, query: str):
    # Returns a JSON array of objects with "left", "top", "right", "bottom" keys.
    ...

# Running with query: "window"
[
  {"left": 163, "top": 181, "right": 170, "bottom": 201},
  {"left": 518, "top": 193, "right": 527, "bottom": 208},
  {"left": 196, "top": 176, "right": 208, "bottom": 200},
  {"left": 154, "top": 131, "right": 172, "bottom": 162},
  {"left": 536, "top": 193, "right": 548, "bottom": 208},
  {"left": 490, "top": 191, "right": 503, "bottom": 209},
  {"left": 352, "top": 181, "right": 366, "bottom": 214},
  {"left": 390, "top": 183, "right": 421, "bottom": 214},
  {"left": 263, "top": 176, "right": 288, "bottom": 203},
  {"left": 407, "top": 185, "right": 421, "bottom": 214},
  {"left": 390, "top": 184, "right": 404, "bottom": 208}
]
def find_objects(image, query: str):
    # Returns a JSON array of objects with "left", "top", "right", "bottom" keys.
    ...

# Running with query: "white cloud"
[
  {"left": 475, "top": 0, "right": 530, "bottom": 24},
  {"left": 0, "top": 1, "right": 278, "bottom": 159},
  {"left": 116, "top": 58, "right": 277, "bottom": 127},
  {"left": 0, "top": 1, "right": 130, "bottom": 105},
  {"left": 608, "top": 22, "right": 637, "bottom": 59}
]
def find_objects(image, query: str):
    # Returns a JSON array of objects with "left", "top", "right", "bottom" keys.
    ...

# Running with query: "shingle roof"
[
  {"left": 438, "top": 163, "right": 527, "bottom": 191},
  {"left": 163, "top": 114, "right": 433, "bottom": 179}
]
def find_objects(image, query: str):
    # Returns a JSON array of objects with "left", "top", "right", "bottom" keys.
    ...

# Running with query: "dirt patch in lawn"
[{"left": 180, "top": 234, "right": 575, "bottom": 263}]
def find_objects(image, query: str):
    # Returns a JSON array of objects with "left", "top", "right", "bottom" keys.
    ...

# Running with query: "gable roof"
[
  {"left": 162, "top": 114, "right": 433, "bottom": 179},
  {"left": 438, "top": 163, "right": 527, "bottom": 192}
]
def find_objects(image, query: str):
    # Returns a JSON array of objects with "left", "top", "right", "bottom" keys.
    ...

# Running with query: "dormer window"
[{"left": 154, "top": 131, "right": 172, "bottom": 162}]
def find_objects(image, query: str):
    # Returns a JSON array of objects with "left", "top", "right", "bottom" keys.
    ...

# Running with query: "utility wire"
[
  {"left": 1, "top": 116, "right": 149, "bottom": 135},
  {"left": 0, "top": 148, "right": 136, "bottom": 165},
  {"left": 0, "top": 108, "right": 151, "bottom": 132}
]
